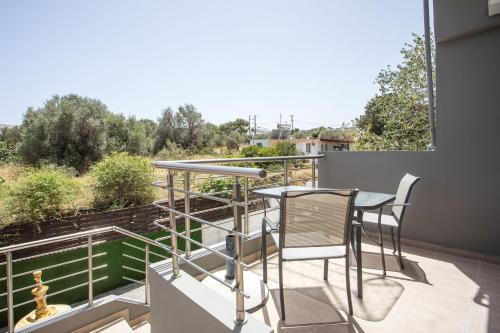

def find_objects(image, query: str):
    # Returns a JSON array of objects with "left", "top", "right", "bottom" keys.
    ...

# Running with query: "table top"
[{"left": 253, "top": 186, "right": 395, "bottom": 210}]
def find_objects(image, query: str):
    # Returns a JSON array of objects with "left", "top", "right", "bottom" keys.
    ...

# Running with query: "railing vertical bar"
[
  {"left": 243, "top": 178, "right": 249, "bottom": 234},
  {"left": 312, "top": 159, "right": 317, "bottom": 187},
  {"left": 145, "top": 244, "right": 150, "bottom": 305},
  {"left": 233, "top": 178, "right": 245, "bottom": 323},
  {"left": 168, "top": 171, "right": 181, "bottom": 277},
  {"left": 6, "top": 252, "right": 14, "bottom": 333},
  {"left": 87, "top": 235, "right": 93, "bottom": 307},
  {"left": 184, "top": 171, "right": 191, "bottom": 257}
]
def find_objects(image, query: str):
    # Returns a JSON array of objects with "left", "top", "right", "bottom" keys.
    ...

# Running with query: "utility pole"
[
  {"left": 253, "top": 115, "right": 257, "bottom": 138},
  {"left": 290, "top": 115, "right": 294, "bottom": 132},
  {"left": 248, "top": 115, "right": 251, "bottom": 136}
]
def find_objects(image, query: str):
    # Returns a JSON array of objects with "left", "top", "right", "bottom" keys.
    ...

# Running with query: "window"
[{"left": 306, "top": 143, "right": 311, "bottom": 153}]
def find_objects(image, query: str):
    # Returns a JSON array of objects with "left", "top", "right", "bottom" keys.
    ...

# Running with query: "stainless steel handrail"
[
  {"left": 154, "top": 161, "right": 267, "bottom": 178},
  {"left": 168, "top": 154, "right": 324, "bottom": 164},
  {"left": 1, "top": 225, "right": 197, "bottom": 333},
  {"left": 151, "top": 155, "right": 321, "bottom": 324}
]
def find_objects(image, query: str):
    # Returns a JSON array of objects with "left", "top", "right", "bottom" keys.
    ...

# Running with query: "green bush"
[
  {"left": 155, "top": 140, "right": 190, "bottom": 161},
  {"left": 0, "top": 167, "right": 81, "bottom": 225},
  {"left": 0, "top": 141, "right": 15, "bottom": 165},
  {"left": 198, "top": 177, "right": 235, "bottom": 198},
  {"left": 91, "top": 153, "right": 154, "bottom": 209}
]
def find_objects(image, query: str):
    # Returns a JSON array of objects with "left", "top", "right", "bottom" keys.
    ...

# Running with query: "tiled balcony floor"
[{"left": 248, "top": 242, "right": 500, "bottom": 333}]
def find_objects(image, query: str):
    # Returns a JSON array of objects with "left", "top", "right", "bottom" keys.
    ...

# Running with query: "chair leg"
[
  {"left": 397, "top": 227, "right": 405, "bottom": 269},
  {"left": 391, "top": 228, "right": 397, "bottom": 253},
  {"left": 345, "top": 256, "right": 353, "bottom": 316},
  {"left": 262, "top": 234, "right": 267, "bottom": 283},
  {"left": 278, "top": 257, "right": 285, "bottom": 320},
  {"left": 323, "top": 259, "right": 329, "bottom": 280},
  {"left": 377, "top": 217, "right": 386, "bottom": 277}
]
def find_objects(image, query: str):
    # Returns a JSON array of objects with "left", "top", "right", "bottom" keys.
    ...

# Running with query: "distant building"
[{"left": 249, "top": 137, "right": 354, "bottom": 154}]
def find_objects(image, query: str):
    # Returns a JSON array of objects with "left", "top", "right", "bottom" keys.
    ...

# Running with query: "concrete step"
[{"left": 90, "top": 317, "right": 134, "bottom": 333}]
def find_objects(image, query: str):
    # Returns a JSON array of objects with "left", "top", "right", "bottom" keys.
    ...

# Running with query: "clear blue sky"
[{"left": 0, "top": 1, "right": 428, "bottom": 129}]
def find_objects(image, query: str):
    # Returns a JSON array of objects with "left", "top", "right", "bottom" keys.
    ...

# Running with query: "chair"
[
  {"left": 261, "top": 189, "right": 358, "bottom": 319},
  {"left": 360, "top": 173, "right": 420, "bottom": 273}
]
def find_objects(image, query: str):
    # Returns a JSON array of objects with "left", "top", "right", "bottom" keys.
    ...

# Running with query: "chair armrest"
[
  {"left": 386, "top": 203, "right": 411, "bottom": 207},
  {"left": 262, "top": 216, "right": 278, "bottom": 233}
]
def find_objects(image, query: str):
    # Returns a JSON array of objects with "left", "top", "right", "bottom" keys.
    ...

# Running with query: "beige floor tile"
[{"left": 392, "top": 308, "right": 467, "bottom": 333}]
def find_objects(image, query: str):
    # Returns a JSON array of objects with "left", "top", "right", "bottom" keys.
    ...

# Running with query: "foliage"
[
  {"left": 293, "top": 125, "right": 357, "bottom": 141},
  {"left": 153, "top": 104, "right": 206, "bottom": 154},
  {"left": 219, "top": 119, "right": 249, "bottom": 136},
  {"left": 104, "top": 114, "right": 148, "bottom": 156},
  {"left": 18, "top": 95, "right": 109, "bottom": 173},
  {"left": 273, "top": 141, "right": 298, "bottom": 156},
  {"left": 0, "top": 167, "right": 81, "bottom": 225},
  {"left": 0, "top": 126, "right": 21, "bottom": 148},
  {"left": 155, "top": 141, "right": 191, "bottom": 161},
  {"left": 198, "top": 177, "right": 235, "bottom": 198},
  {"left": 91, "top": 153, "right": 154, "bottom": 209},
  {"left": 0, "top": 141, "right": 16, "bottom": 164},
  {"left": 355, "top": 33, "right": 434, "bottom": 150}
]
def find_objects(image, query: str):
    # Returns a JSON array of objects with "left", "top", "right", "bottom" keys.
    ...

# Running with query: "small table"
[{"left": 253, "top": 186, "right": 395, "bottom": 298}]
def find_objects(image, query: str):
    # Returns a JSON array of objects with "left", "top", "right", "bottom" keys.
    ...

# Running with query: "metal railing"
[
  {"left": 151, "top": 154, "right": 323, "bottom": 324},
  {"left": 0, "top": 226, "right": 172, "bottom": 333},
  {"left": 0, "top": 155, "right": 323, "bottom": 331},
  {"left": 152, "top": 162, "right": 267, "bottom": 323}
]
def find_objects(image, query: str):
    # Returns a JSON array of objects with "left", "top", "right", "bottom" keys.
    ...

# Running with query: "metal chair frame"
[
  {"left": 358, "top": 174, "right": 420, "bottom": 275},
  {"left": 261, "top": 189, "right": 358, "bottom": 320}
]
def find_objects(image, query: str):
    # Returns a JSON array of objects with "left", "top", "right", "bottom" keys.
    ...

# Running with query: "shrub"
[
  {"left": 155, "top": 141, "right": 191, "bottom": 161},
  {"left": 0, "top": 141, "right": 15, "bottom": 165},
  {"left": 198, "top": 177, "right": 235, "bottom": 198},
  {"left": 198, "top": 177, "right": 256, "bottom": 199},
  {"left": 91, "top": 153, "right": 154, "bottom": 209},
  {"left": 0, "top": 167, "right": 81, "bottom": 225}
]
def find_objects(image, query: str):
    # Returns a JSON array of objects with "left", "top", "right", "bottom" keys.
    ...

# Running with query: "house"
[
  {"left": 249, "top": 137, "right": 354, "bottom": 155},
  {"left": 293, "top": 137, "right": 353, "bottom": 155}
]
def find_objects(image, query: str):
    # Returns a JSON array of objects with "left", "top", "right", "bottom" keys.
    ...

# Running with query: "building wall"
[{"left": 319, "top": 0, "right": 500, "bottom": 256}]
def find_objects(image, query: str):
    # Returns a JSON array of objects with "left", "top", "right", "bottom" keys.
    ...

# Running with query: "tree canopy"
[
  {"left": 355, "top": 33, "right": 434, "bottom": 150},
  {"left": 18, "top": 95, "right": 109, "bottom": 172}
]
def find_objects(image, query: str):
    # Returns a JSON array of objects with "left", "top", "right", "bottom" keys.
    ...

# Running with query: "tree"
[
  {"left": 219, "top": 119, "right": 249, "bottom": 136},
  {"left": 355, "top": 33, "right": 434, "bottom": 150},
  {"left": 104, "top": 114, "right": 147, "bottom": 156},
  {"left": 153, "top": 104, "right": 206, "bottom": 153},
  {"left": 176, "top": 104, "right": 205, "bottom": 149},
  {"left": 18, "top": 95, "right": 109, "bottom": 172}
]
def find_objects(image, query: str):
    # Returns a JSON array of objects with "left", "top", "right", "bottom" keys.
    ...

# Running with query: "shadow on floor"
[
  {"left": 269, "top": 287, "right": 365, "bottom": 332},
  {"left": 351, "top": 251, "right": 431, "bottom": 285}
]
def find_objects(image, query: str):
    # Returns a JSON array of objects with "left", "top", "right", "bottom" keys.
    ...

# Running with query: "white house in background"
[
  {"left": 293, "top": 138, "right": 352, "bottom": 155},
  {"left": 249, "top": 137, "right": 353, "bottom": 155}
]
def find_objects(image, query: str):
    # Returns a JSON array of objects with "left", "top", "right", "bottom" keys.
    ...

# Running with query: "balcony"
[{"left": 1, "top": 153, "right": 499, "bottom": 333}]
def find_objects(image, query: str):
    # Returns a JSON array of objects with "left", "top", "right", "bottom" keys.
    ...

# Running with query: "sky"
[{"left": 0, "top": 1, "right": 429, "bottom": 130}]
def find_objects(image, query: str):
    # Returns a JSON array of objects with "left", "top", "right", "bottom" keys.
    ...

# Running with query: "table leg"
[{"left": 356, "top": 210, "right": 363, "bottom": 298}]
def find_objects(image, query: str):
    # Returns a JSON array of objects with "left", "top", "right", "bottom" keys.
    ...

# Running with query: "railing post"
[
  {"left": 312, "top": 158, "right": 317, "bottom": 187},
  {"left": 243, "top": 178, "right": 249, "bottom": 234},
  {"left": 6, "top": 252, "right": 14, "bottom": 333},
  {"left": 87, "top": 235, "right": 93, "bottom": 307},
  {"left": 232, "top": 178, "right": 246, "bottom": 324},
  {"left": 283, "top": 160, "right": 289, "bottom": 186},
  {"left": 168, "top": 171, "right": 181, "bottom": 277},
  {"left": 184, "top": 171, "right": 191, "bottom": 257},
  {"left": 145, "top": 244, "right": 150, "bottom": 305}
]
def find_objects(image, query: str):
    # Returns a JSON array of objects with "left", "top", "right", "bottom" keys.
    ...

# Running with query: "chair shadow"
[
  {"left": 351, "top": 251, "right": 431, "bottom": 285},
  {"left": 270, "top": 287, "right": 365, "bottom": 332}
]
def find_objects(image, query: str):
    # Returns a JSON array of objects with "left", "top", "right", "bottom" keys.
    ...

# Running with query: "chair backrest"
[
  {"left": 392, "top": 173, "right": 420, "bottom": 223},
  {"left": 279, "top": 189, "right": 358, "bottom": 248}
]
